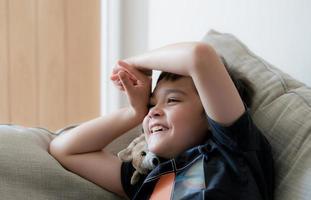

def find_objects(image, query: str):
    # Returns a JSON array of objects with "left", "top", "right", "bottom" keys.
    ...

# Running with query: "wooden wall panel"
[
  {"left": 0, "top": 0, "right": 100, "bottom": 131},
  {"left": 9, "top": 0, "right": 38, "bottom": 126},
  {"left": 0, "top": 0, "right": 10, "bottom": 122},
  {"left": 38, "top": 0, "right": 66, "bottom": 130},
  {"left": 66, "top": 0, "right": 100, "bottom": 124}
]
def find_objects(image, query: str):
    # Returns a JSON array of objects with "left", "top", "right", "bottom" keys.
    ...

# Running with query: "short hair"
[{"left": 156, "top": 56, "right": 255, "bottom": 109}]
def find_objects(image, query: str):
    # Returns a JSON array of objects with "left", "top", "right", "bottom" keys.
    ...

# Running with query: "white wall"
[{"left": 148, "top": 0, "right": 311, "bottom": 86}]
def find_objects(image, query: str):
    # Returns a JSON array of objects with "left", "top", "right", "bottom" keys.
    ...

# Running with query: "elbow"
[
  {"left": 190, "top": 42, "right": 218, "bottom": 73},
  {"left": 49, "top": 137, "right": 68, "bottom": 159},
  {"left": 49, "top": 139, "right": 61, "bottom": 157}
]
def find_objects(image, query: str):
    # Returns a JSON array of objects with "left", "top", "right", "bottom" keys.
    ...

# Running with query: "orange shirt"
[{"left": 149, "top": 173, "right": 175, "bottom": 200}]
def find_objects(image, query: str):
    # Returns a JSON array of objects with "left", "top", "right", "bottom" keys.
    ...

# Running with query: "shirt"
[{"left": 120, "top": 107, "right": 274, "bottom": 200}]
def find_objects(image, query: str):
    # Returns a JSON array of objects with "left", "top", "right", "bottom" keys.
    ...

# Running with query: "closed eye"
[
  {"left": 147, "top": 98, "right": 180, "bottom": 109},
  {"left": 167, "top": 98, "right": 179, "bottom": 103}
]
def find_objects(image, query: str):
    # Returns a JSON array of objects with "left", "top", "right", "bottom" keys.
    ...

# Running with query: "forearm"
[
  {"left": 124, "top": 42, "right": 206, "bottom": 76},
  {"left": 49, "top": 107, "right": 144, "bottom": 156}
]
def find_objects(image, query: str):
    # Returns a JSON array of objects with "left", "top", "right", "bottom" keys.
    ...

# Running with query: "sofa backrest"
[{"left": 202, "top": 30, "right": 311, "bottom": 200}]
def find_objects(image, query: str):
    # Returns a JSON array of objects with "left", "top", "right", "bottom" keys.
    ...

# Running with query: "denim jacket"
[{"left": 121, "top": 108, "right": 274, "bottom": 200}]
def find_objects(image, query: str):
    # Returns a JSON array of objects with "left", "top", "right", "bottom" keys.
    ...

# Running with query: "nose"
[
  {"left": 152, "top": 157, "right": 160, "bottom": 167},
  {"left": 148, "top": 106, "right": 164, "bottom": 118}
]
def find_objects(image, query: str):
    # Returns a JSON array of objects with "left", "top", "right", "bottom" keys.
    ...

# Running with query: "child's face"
[{"left": 142, "top": 77, "right": 210, "bottom": 159}]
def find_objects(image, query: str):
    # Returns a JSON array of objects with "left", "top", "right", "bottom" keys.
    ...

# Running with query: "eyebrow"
[{"left": 150, "top": 89, "right": 187, "bottom": 100}]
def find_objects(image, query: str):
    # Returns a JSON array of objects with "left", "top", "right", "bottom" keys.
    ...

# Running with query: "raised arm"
[
  {"left": 118, "top": 42, "right": 245, "bottom": 126},
  {"left": 189, "top": 43, "right": 245, "bottom": 126}
]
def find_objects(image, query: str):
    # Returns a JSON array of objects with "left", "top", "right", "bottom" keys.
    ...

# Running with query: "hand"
[
  {"left": 110, "top": 61, "right": 138, "bottom": 91},
  {"left": 110, "top": 60, "right": 152, "bottom": 117}
]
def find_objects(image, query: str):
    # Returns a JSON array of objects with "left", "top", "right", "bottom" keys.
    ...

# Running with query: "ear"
[
  {"left": 134, "top": 134, "right": 146, "bottom": 143},
  {"left": 117, "top": 147, "right": 133, "bottom": 161},
  {"left": 118, "top": 134, "right": 145, "bottom": 161}
]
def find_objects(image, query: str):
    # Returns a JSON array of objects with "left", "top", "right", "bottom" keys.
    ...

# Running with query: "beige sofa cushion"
[
  {"left": 202, "top": 30, "right": 311, "bottom": 200},
  {"left": 0, "top": 125, "right": 122, "bottom": 200}
]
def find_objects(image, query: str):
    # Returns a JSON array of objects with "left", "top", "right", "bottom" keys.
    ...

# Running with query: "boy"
[{"left": 49, "top": 42, "right": 274, "bottom": 200}]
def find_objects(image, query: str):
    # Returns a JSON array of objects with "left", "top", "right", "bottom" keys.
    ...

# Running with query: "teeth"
[{"left": 151, "top": 125, "right": 167, "bottom": 133}]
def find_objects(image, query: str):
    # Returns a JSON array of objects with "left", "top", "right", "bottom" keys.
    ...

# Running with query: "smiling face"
[{"left": 142, "top": 76, "right": 210, "bottom": 159}]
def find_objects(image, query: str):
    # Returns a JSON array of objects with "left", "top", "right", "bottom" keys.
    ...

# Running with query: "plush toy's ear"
[
  {"left": 118, "top": 134, "right": 146, "bottom": 161},
  {"left": 117, "top": 147, "right": 133, "bottom": 161}
]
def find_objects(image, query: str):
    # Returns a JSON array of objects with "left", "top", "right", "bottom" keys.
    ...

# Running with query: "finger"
[
  {"left": 112, "top": 71, "right": 137, "bottom": 88},
  {"left": 114, "top": 82, "right": 125, "bottom": 91},
  {"left": 115, "top": 79, "right": 122, "bottom": 87},
  {"left": 117, "top": 85, "right": 125, "bottom": 91},
  {"left": 111, "top": 77, "right": 120, "bottom": 86},
  {"left": 113, "top": 65, "right": 138, "bottom": 85},
  {"left": 118, "top": 71, "right": 133, "bottom": 93},
  {"left": 111, "top": 77, "right": 125, "bottom": 90},
  {"left": 111, "top": 66, "right": 126, "bottom": 80},
  {"left": 117, "top": 61, "right": 137, "bottom": 79},
  {"left": 112, "top": 61, "right": 133, "bottom": 78},
  {"left": 111, "top": 77, "right": 125, "bottom": 91},
  {"left": 110, "top": 73, "right": 119, "bottom": 81},
  {"left": 118, "top": 68, "right": 138, "bottom": 86}
]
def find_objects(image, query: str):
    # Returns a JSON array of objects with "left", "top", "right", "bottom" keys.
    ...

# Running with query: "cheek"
[
  {"left": 169, "top": 107, "right": 193, "bottom": 126},
  {"left": 142, "top": 116, "right": 149, "bottom": 132},
  {"left": 170, "top": 107, "right": 205, "bottom": 133}
]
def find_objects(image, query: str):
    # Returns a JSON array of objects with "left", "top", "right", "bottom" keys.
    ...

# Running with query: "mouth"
[{"left": 149, "top": 125, "right": 169, "bottom": 134}]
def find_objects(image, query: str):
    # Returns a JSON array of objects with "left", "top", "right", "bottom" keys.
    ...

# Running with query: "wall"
[{"left": 148, "top": 0, "right": 311, "bottom": 86}]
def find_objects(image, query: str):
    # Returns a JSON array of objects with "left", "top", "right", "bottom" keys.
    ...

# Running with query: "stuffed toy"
[{"left": 118, "top": 134, "right": 160, "bottom": 185}]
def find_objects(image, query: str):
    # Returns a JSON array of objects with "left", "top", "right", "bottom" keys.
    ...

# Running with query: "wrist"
[
  {"left": 127, "top": 106, "right": 147, "bottom": 123},
  {"left": 123, "top": 57, "right": 153, "bottom": 77},
  {"left": 123, "top": 57, "right": 136, "bottom": 66}
]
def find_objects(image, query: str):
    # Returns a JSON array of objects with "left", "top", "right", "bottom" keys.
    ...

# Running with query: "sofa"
[{"left": 1, "top": 30, "right": 310, "bottom": 200}]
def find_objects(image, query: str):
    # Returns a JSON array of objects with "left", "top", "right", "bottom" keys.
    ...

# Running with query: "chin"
[
  {"left": 147, "top": 144, "right": 160, "bottom": 154},
  {"left": 149, "top": 146, "right": 176, "bottom": 159},
  {"left": 148, "top": 145, "right": 165, "bottom": 157}
]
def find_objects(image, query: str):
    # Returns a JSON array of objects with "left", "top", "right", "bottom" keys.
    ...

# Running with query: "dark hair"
[{"left": 156, "top": 56, "right": 255, "bottom": 109}]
